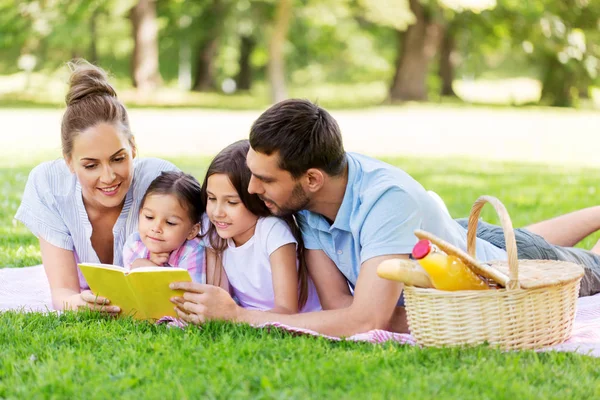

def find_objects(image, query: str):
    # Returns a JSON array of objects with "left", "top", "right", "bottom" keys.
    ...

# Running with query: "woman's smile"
[{"left": 97, "top": 182, "right": 121, "bottom": 196}]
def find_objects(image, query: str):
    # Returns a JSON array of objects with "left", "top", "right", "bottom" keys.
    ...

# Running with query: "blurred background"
[
  {"left": 2, "top": 0, "right": 600, "bottom": 167},
  {"left": 1, "top": 0, "right": 599, "bottom": 109}
]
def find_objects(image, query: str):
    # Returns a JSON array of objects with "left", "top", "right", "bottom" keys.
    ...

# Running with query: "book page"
[
  {"left": 78, "top": 264, "right": 146, "bottom": 320},
  {"left": 126, "top": 268, "right": 192, "bottom": 320}
]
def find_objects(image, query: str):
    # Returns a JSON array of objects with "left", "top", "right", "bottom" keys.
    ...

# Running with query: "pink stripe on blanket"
[{"left": 255, "top": 322, "right": 417, "bottom": 345}]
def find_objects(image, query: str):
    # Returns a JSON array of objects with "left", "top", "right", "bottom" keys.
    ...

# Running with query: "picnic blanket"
[{"left": 2, "top": 265, "right": 599, "bottom": 356}]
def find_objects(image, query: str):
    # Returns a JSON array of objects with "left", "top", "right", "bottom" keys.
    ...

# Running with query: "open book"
[{"left": 78, "top": 263, "right": 192, "bottom": 320}]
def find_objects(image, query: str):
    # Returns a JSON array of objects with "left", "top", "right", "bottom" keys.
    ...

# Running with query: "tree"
[
  {"left": 130, "top": 0, "right": 161, "bottom": 92},
  {"left": 388, "top": 0, "right": 442, "bottom": 102},
  {"left": 438, "top": 19, "right": 457, "bottom": 96},
  {"left": 268, "top": 0, "right": 293, "bottom": 103},
  {"left": 236, "top": 34, "right": 256, "bottom": 91},
  {"left": 473, "top": 0, "right": 600, "bottom": 107}
]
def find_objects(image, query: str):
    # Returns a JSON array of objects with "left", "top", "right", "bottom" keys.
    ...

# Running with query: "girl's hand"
[
  {"left": 169, "top": 282, "right": 240, "bottom": 325},
  {"left": 67, "top": 291, "right": 120, "bottom": 314},
  {"left": 131, "top": 258, "right": 157, "bottom": 269},
  {"left": 149, "top": 252, "right": 170, "bottom": 266}
]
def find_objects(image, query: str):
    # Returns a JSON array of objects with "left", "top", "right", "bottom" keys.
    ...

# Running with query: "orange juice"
[{"left": 412, "top": 239, "right": 489, "bottom": 291}]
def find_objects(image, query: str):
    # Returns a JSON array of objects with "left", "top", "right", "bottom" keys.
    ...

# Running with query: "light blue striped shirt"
[{"left": 15, "top": 157, "right": 178, "bottom": 289}]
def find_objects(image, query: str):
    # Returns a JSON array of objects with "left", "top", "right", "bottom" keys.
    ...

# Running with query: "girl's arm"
[
  {"left": 305, "top": 249, "right": 353, "bottom": 310},
  {"left": 39, "top": 238, "right": 119, "bottom": 313},
  {"left": 206, "top": 249, "right": 230, "bottom": 291},
  {"left": 269, "top": 243, "right": 301, "bottom": 314}
]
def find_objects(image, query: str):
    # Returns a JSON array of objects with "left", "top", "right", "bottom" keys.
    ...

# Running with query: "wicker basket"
[{"left": 403, "top": 196, "right": 584, "bottom": 350}]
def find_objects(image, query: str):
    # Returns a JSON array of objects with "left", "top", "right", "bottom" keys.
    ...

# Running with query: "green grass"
[
  {"left": 1, "top": 312, "right": 599, "bottom": 399},
  {"left": 3, "top": 155, "right": 600, "bottom": 398}
]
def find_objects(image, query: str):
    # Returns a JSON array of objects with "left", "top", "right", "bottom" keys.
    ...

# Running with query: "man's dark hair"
[{"left": 249, "top": 99, "right": 346, "bottom": 178}]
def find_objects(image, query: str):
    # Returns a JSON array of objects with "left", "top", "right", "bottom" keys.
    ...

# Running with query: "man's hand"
[
  {"left": 148, "top": 252, "right": 170, "bottom": 266},
  {"left": 169, "top": 282, "right": 240, "bottom": 325}
]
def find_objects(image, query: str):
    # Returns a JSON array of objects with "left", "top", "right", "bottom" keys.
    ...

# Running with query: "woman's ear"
[
  {"left": 64, "top": 155, "right": 75, "bottom": 174},
  {"left": 130, "top": 136, "right": 137, "bottom": 159},
  {"left": 187, "top": 223, "right": 201, "bottom": 240},
  {"left": 305, "top": 168, "right": 325, "bottom": 193}
]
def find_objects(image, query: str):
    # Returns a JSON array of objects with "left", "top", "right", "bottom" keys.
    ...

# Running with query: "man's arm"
[{"left": 171, "top": 253, "right": 408, "bottom": 337}]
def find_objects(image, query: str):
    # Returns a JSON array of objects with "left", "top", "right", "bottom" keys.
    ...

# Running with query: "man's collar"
[{"left": 304, "top": 154, "right": 355, "bottom": 233}]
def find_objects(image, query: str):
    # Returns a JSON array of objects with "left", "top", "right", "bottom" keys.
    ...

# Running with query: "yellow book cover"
[{"left": 78, "top": 263, "right": 192, "bottom": 320}]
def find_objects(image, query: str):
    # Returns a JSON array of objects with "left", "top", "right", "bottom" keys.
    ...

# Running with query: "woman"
[{"left": 15, "top": 60, "right": 178, "bottom": 312}]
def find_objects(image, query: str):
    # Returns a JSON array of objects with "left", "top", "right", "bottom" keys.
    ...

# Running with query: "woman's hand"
[
  {"left": 170, "top": 282, "right": 240, "bottom": 324},
  {"left": 66, "top": 290, "right": 121, "bottom": 314}
]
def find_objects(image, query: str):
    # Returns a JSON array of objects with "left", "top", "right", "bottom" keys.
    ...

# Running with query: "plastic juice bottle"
[{"left": 411, "top": 239, "right": 489, "bottom": 291}]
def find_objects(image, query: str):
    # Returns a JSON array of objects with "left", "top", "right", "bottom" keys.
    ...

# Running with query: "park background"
[{"left": 1, "top": 0, "right": 600, "bottom": 398}]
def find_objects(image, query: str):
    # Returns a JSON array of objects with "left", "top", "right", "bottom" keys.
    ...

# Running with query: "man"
[{"left": 171, "top": 99, "right": 600, "bottom": 336}]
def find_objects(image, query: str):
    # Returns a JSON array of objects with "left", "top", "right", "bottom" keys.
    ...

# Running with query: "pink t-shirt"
[{"left": 123, "top": 232, "right": 206, "bottom": 283}]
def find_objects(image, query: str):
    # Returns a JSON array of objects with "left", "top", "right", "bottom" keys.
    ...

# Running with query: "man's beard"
[{"left": 262, "top": 182, "right": 310, "bottom": 217}]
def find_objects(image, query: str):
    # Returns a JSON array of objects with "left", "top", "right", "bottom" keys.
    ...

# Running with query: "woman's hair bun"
[{"left": 65, "top": 59, "right": 117, "bottom": 106}]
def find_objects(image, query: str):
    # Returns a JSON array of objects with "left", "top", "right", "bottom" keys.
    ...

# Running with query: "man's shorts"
[{"left": 455, "top": 218, "right": 600, "bottom": 297}]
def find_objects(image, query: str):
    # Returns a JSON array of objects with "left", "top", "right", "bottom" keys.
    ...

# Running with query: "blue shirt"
[
  {"left": 297, "top": 153, "right": 507, "bottom": 288},
  {"left": 15, "top": 157, "right": 178, "bottom": 288}
]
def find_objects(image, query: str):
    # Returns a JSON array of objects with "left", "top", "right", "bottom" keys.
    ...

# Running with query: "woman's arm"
[
  {"left": 39, "top": 238, "right": 119, "bottom": 313},
  {"left": 269, "top": 243, "right": 301, "bottom": 314}
]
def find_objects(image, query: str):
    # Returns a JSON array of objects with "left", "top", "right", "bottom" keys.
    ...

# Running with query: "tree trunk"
[
  {"left": 235, "top": 35, "right": 255, "bottom": 91},
  {"left": 191, "top": 0, "right": 230, "bottom": 92},
  {"left": 578, "top": 84, "right": 590, "bottom": 99},
  {"left": 192, "top": 36, "right": 219, "bottom": 91},
  {"left": 130, "top": 0, "right": 161, "bottom": 92},
  {"left": 388, "top": 0, "right": 441, "bottom": 102},
  {"left": 268, "top": 0, "right": 292, "bottom": 104},
  {"left": 438, "top": 24, "right": 456, "bottom": 97},
  {"left": 540, "top": 54, "right": 574, "bottom": 107}
]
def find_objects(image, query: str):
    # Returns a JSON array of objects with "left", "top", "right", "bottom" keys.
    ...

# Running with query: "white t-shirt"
[{"left": 222, "top": 216, "right": 321, "bottom": 312}]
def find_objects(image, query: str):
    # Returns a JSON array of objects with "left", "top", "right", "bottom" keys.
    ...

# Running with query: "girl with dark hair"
[
  {"left": 123, "top": 171, "right": 206, "bottom": 283},
  {"left": 202, "top": 140, "right": 320, "bottom": 313}
]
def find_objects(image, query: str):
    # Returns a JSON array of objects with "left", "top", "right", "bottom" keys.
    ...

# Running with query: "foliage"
[{"left": 0, "top": 0, "right": 598, "bottom": 106}]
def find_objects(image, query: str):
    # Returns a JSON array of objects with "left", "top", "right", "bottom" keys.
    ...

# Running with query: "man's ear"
[
  {"left": 305, "top": 168, "right": 325, "bottom": 193},
  {"left": 187, "top": 223, "right": 201, "bottom": 240}
]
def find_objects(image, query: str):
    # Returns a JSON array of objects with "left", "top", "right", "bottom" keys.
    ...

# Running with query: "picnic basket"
[{"left": 402, "top": 195, "right": 584, "bottom": 350}]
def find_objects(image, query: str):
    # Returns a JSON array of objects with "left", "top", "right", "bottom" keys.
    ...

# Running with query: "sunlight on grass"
[{"left": 454, "top": 77, "right": 541, "bottom": 105}]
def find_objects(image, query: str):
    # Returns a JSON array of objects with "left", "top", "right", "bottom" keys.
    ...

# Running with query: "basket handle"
[{"left": 466, "top": 196, "right": 520, "bottom": 289}]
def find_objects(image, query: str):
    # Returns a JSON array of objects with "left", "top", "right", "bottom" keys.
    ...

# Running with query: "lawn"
[{"left": 2, "top": 154, "right": 600, "bottom": 398}]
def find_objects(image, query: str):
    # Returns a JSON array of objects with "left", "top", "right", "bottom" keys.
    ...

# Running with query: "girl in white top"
[
  {"left": 14, "top": 60, "right": 177, "bottom": 312},
  {"left": 201, "top": 140, "right": 321, "bottom": 313}
]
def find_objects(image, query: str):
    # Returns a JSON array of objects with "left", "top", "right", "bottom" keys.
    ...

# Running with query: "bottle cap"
[{"left": 412, "top": 239, "right": 432, "bottom": 259}]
